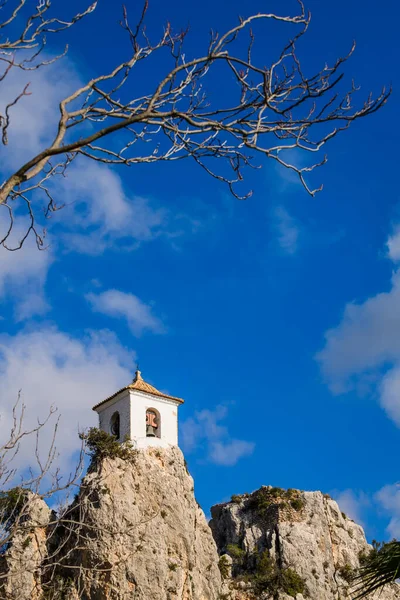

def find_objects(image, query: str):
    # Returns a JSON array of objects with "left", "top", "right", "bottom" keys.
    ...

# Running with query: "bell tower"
[{"left": 92, "top": 369, "right": 184, "bottom": 449}]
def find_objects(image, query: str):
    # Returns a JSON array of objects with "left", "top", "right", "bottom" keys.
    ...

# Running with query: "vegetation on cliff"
[
  {"left": 353, "top": 540, "right": 400, "bottom": 599},
  {"left": 79, "top": 427, "right": 137, "bottom": 463}
]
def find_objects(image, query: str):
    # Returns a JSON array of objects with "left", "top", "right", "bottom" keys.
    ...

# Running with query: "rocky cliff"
[
  {"left": 1, "top": 450, "right": 399, "bottom": 600},
  {"left": 46, "top": 446, "right": 221, "bottom": 600},
  {"left": 210, "top": 486, "right": 399, "bottom": 600},
  {"left": 0, "top": 492, "right": 51, "bottom": 600}
]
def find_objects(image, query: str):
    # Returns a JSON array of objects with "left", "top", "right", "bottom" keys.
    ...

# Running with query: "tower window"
[
  {"left": 146, "top": 408, "right": 161, "bottom": 438},
  {"left": 110, "top": 411, "right": 120, "bottom": 440}
]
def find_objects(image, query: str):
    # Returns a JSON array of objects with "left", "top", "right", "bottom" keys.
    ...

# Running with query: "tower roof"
[{"left": 92, "top": 369, "right": 184, "bottom": 411}]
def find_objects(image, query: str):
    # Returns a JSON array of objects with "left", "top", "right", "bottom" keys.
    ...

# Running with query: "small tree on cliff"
[{"left": 0, "top": 0, "right": 389, "bottom": 250}]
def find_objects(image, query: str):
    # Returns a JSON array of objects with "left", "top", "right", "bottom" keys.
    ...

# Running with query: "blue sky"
[{"left": 0, "top": 0, "right": 399, "bottom": 541}]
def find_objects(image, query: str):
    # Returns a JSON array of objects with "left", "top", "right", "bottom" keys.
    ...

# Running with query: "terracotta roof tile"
[{"left": 92, "top": 369, "right": 184, "bottom": 411}]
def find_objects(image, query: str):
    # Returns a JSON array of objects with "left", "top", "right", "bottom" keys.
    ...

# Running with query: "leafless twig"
[
  {"left": 0, "top": 401, "right": 164, "bottom": 599},
  {"left": 0, "top": 1, "right": 390, "bottom": 249}
]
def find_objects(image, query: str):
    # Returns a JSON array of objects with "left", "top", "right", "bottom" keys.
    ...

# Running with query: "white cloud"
[
  {"left": 272, "top": 206, "right": 300, "bottom": 255},
  {"left": 209, "top": 439, "right": 255, "bottom": 467},
  {"left": 181, "top": 406, "right": 227, "bottom": 453},
  {"left": 0, "top": 56, "right": 81, "bottom": 172},
  {"left": 317, "top": 270, "right": 400, "bottom": 391},
  {"left": 0, "top": 55, "right": 211, "bottom": 257},
  {"left": 379, "top": 364, "right": 400, "bottom": 428},
  {"left": 333, "top": 489, "right": 370, "bottom": 527},
  {"left": 387, "top": 228, "right": 400, "bottom": 262},
  {"left": 375, "top": 483, "right": 400, "bottom": 539},
  {"left": 86, "top": 289, "right": 165, "bottom": 336},
  {"left": 317, "top": 224, "right": 400, "bottom": 427},
  {"left": 333, "top": 484, "right": 400, "bottom": 540},
  {"left": 180, "top": 405, "right": 255, "bottom": 466},
  {"left": 0, "top": 61, "right": 176, "bottom": 324},
  {"left": 0, "top": 57, "right": 169, "bottom": 255},
  {"left": 271, "top": 149, "right": 310, "bottom": 192},
  {"left": 0, "top": 232, "right": 53, "bottom": 320},
  {"left": 54, "top": 161, "right": 168, "bottom": 255},
  {"left": 0, "top": 327, "right": 134, "bottom": 473}
]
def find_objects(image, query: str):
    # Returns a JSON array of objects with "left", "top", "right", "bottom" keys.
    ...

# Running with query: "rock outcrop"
[
  {"left": 0, "top": 492, "right": 51, "bottom": 600},
  {"left": 1, "top": 450, "right": 399, "bottom": 600},
  {"left": 210, "top": 486, "right": 399, "bottom": 600},
  {"left": 49, "top": 446, "right": 221, "bottom": 600}
]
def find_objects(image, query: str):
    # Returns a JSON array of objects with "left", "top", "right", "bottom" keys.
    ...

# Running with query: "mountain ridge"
[{"left": 0, "top": 447, "right": 398, "bottom": 599}]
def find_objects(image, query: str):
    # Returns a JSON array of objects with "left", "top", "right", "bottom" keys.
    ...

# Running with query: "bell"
[{"left": 146, "top": 424, "right": 156, "bottom": 437}]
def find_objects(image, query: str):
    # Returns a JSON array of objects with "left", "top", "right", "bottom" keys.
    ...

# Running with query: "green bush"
[
  {"left": 269, "top": 487, "right": 284, "bottom": 498},
  {"left": 358, "top": 550, "right": 370, "bottom": 566},
  {"left": 253, "top": 551, "right": 276, "bottom": 590},
  {"left": 247, "top": 486, "right": 305, "bottom": 515},
  {"left": 290, "top": 497, "right": 305, "bottom": 511},
  {"left": 0, "top": 487, "right": 27, "bottom": 526},
  {"left": 253, "top": 551, "right": 306, "bottom": 598},
  {"left": 230, "top": 495, "right": 242, "bottom": 504},
  {"left": 280, "top": 567, "right": 307, "bottom": 597},
  {"left": 80, "top": 428, "right": 137, "bottom": 462},
  {"left": 226, "top": 543, "right": 245, "bottom": 561},
  {"left": 338, "top": 563, "right": 354, "bottom": 583}
]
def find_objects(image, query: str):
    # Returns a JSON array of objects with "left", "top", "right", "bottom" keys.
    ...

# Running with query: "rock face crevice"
[{"left": 210, "top": 486, "right": 399, "bottom": 600}]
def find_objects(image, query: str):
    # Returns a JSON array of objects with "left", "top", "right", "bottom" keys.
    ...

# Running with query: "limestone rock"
[
  {"left": 52, "top": 446, "right": 221, "bottom": 600},
  {"left": 210, "top": 486, "right": 400, "bottom": 600},
  {"left": 0, "top": 493, "right": 51, "bottom": 600},
  {"left": 2, "top": 453, "right": 398, "bottom": 600}
]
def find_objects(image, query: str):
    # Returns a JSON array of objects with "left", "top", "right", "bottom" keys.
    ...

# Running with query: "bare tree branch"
[
  {"left": 0, "top": 405, "right": 164, "bottom": 599},
  {"left": 0, "top": 396, "right": 86, "bottom": 600},
  {"left": 0, "top": 0, "right": 390, "bottom": 249}
]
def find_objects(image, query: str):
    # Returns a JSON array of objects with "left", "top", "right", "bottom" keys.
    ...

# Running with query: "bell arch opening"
[
  {"left": 110, "top": 411, "right": 120, "bottom": 440},
  {"left": 146, "top": 408, "right": 161, "bottom": 439}
]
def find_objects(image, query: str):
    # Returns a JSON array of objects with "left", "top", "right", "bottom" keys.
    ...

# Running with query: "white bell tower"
[{"left": 92, "top": 369, "right": 184, "bottom": 449}]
